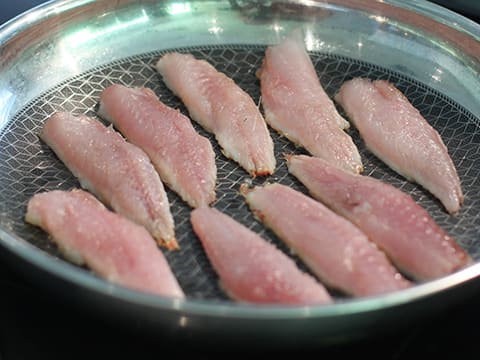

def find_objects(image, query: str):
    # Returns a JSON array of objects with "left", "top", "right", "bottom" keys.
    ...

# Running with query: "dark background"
[{"left": 1, "top": 1, "right": 480, "bottom": 358}]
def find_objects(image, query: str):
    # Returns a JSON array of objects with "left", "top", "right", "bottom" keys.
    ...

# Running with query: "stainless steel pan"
[{"left": 1, "top": 0, "right": 480, "bottom": 344}]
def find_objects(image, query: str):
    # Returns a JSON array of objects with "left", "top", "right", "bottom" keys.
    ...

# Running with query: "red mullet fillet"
[
  {"left": 98, "top": 84, "right": 217, "bottom": 208},
  {"left": 257, "top": 30, "right": 362, "bottom": 173},
  {"left": 243, "top": 183, "right": 411, "bottom": 296},
  {"left": 26, "top": 189, "right": 184, "bottom": 298},
  {"left": 40, "top": 112, "right": 177, "bottom": 249},
  {"left": 190, "top": 206, "right": 332, "bottom": 304},
  {"left": 156, "top": 53, "right": 276, "bottom": 176},
  {"left": 335, "top": 78, "right": 463, "bottom": 214},
  {"left": 288, "top": 155, "right": 471, "bottom": 280}
]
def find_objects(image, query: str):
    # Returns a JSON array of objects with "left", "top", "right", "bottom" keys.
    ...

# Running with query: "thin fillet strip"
[
  {"left": 156, "top": 52, "right": 276, "bottom": 176},
  {"left": 243, "top": 183, "right": 411, "bottom": 296},
  {"left": 25, "top": 189, "right": 184, "bottom": 298},
  {"left": 190, "top": 206, "right": 332, "bottom": 304},
  {"left": 257, "top": 30, "right": 362, "bottom": 174},
  {"left": 40, "top": 112, "right": 177, "bottom": 249},
  {"left": 335, "top": 78, "right": 463, "bottom": 214},
  {"left": 98, "top": 84, "right": 217, "bottom": 208},
  {"left": 287, "top": 154, "right": 472, "bottom": 280}
]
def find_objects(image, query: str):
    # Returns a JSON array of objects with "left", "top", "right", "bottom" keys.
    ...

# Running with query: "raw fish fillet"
[
  {"left": 190, "top": 206, "right": 332, "bottom": 304},
  {"left": 288, "top": 155, "right": 472, "bottom": 280},
  {"left": 257, "top": 31, "right": 362, "bottom": 173},
  {"left": 243, "top": 183, "right": 411, "bottom": 296},
  {"left": 98, "top": 84, "right": 217, "bottom": 208},
  {"left": 41, "top": 112, "right": 177, "bottom": 249},
  {"left": 156, "top": 53, "right": 276, "bottom": 176},
  {"left": 26, "top": 189, "right": 184, "bottom": 298},
  {"left": 335, "top": 78, "right": 463, "bottom": 214}
]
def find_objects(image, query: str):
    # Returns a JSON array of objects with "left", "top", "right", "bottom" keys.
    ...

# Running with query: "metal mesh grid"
[{"left": 1, "top": 45, "right": 480, "bottom": 300}]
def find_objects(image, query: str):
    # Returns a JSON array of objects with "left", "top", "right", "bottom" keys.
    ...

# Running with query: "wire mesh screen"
[{"left": 1, "top": 45, "right": 479, "bottom": 300}]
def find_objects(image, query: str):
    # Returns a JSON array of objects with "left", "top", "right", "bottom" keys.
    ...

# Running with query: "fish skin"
[
  {"left": 25, "top": 189, "right": 184, "bottom": 298},
  {"left": 190, "top": 206, "right": 332, "bottom": 305},
  {"left": 98, "top": 84, "right": 217, "bottom": 208},
  {"left": 156, "top": 52, "right": 276, "bottom": 177},
  {"left": 244, "top": 183, "right": 411, "bottom": 296},
  {"left": 287, "top": 154, "right": 472, "bottom": 280},
  {"left": 257, "top": 30, "right": 363, "bottom": 174},
  {"left": 335, "top": 78, "right": 463, "bottom": 214},
  {"left": 40, "top": 112, "right": 177, "bottom": 249}
]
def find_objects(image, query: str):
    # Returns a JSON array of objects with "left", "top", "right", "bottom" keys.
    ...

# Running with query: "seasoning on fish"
[
  {"left": 190, "top": 206, "right": 332, "bottom": 304},
  {"left": 40, "top": 112, "right": 177, "bottom": 249},
  {"left": 288, "top": 154, "right": 472, "bottom": 280},
  {"left": 98, "top": 84, "right": 217, "bottom": 208},
  {"left": 257, "top": 30, "right": 362, "bottom": 174},
  {"left": 156, "top": 52, "right": 276, "bottom": 177},
  {"left": 243, "top": 183, "right": 411, "bottom": 296},
  {"left": 25, "top": 189, "right": 184, "bottom": 298},
  {"left": 335, "top": 78, "right": 463, "bottom": 214}
]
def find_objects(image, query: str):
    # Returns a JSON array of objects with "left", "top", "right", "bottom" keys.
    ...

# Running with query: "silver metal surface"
[{"left": 1, "top": 0, "right": 480, "bottom": 340}]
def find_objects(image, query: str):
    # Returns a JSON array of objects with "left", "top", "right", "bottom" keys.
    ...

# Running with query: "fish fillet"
[
  {"left": 190, "top": 206, "right": 332, "bottom": 304},
  {"left": 40, "top": 112, "right": 177, "bottom": 249},
  {"left": 288, "top": 154, "right": 471, "bottom": 280},
  {"left": 25, "top": 189, "right": 184, "bottom": 298},
  {"left": 243, "top": 183, "right": 411, "bottom": 296},
  {"left": 257, "top": 30, "right": 362, "bottom": 173},
  {"left": 156, "top": 52, "right": 276, "bottom": 176},
  {"left": 98, "top": 84, "right": 217, "bottom": 208},
  {"left": 335, "top": 78, "right": 463, "bottom": 214}
]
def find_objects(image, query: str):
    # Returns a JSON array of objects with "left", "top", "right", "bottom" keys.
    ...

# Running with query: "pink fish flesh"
[
  {"left": 25, "top": 189, "right": 184, "bottom": 298},
  {"left": 190, "top": 206, "right": 332, "bottom": 304},
  {"left": 288, "top": 154, "right": 472, "bottom": 280},
  {"left": 40, "top": 112, "right": 177, "bottom": 249},
  {"left": 257, "top": 31, "right": 362, "bottom": 174},
  {"left": 243, "top": 183, "right": 411, "bottom": 296},
  {"left": 335, "top": 78, "right": 463, "bottom": 214},
  {"left": 98, "top": 84, "right": 217, "bottom": 208},
  {"left": 156, "top": 53, "right": 276, "bottom": 176}
]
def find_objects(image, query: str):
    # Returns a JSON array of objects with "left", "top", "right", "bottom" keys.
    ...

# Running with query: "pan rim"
[{"left": 2, "top": 224, "right": 479, "bottom": 320}]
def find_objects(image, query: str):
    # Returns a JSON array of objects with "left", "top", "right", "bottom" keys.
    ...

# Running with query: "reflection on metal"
[
  {"left": 229, "top": 0, "right": 331, "bottom": 24},
  {"left": 166, "top": 2, "right": 192, "bottom": 15},
  {"left": 64, "top": 9, "right": 150, "bottom": 48},
  {"left": 270, "top": 23, "right": 284, "bottom": 33},
  {"left": 431, "top": 67, "right": 444, "bottom": 82},
  {"left": 178, "top": 316, "right": 189, "bottom": 327},
  {"left": 0, "top": 89, "right": 15, "bottom": 135},
  {"left": 304, "top": 27, "right": 323, "bottom": 51},
  {"left": 369, "top": 14, "right": 388, "bottom": 23},
  {"left": 208, "top": 17, "right": 223, "bottom": 35}
]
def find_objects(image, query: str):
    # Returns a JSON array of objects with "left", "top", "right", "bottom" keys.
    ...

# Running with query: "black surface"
[
  {"left": 1, "top": 262, "right": 480, "bottom": 358},
  {"left": 1, "top": 1, "right": 480, "bottom": 359}
]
